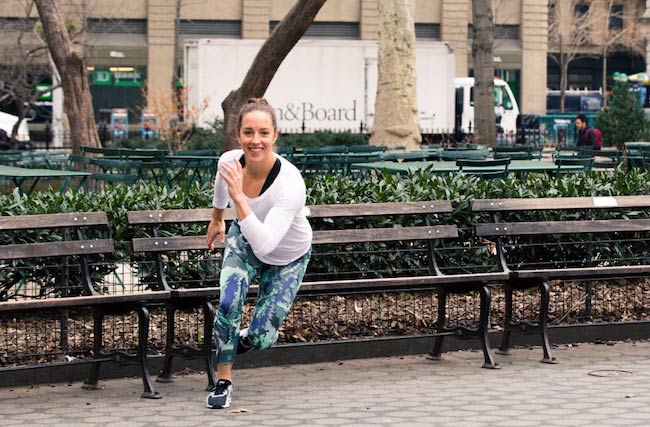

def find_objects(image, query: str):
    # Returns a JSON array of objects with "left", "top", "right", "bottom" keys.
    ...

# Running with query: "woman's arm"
[{"left": 219, "top": 159, "right": 253, "bottom": 222}]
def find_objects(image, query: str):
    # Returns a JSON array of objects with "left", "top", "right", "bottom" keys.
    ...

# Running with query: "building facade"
[{"left": 0, "top": 0, "right": 648, "bottom": 124}]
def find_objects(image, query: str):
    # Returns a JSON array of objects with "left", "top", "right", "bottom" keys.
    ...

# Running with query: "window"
[
  {"left": 609, "top": 5, "right": 623, "bottom": 30},
  {"left": 466, "top": 86, "right": 513, "bottom": 110},
  {"left": 87, "top": 19, "right": 147, "bottom": 34},
  {"left": 575, "top": 4, "right": 589, "bottom": 19},
  {"left": 494, "top": 86, "right": 514, "bottom": 110},
  {"left": 269, "top": 21, "right": 359, "bottom": 39}
]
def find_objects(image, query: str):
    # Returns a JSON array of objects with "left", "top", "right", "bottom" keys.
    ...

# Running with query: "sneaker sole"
[{"left": 206, "top": 394, "right": 231, "bottom": 409}]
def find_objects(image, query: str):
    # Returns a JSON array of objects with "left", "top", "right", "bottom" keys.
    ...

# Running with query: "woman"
[{"left": 205, "top": 98, "right": 312, "bottom": 409}]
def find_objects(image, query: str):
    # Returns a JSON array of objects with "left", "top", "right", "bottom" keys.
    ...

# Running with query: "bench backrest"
[
  {"left": 471, "top": 196, "right": 650, "bottom": 270},
  {"left": 0, "top": 212, "right": 114, "bottom": 298},
  {"left": 471, "top": 196, "right": 650, "bottom": 213},
  {"left": 126, "top": 201, "right": 453, "bottom": 226},
  {"left": 128, "top": 201, "right": 455, "bottom": 290}
]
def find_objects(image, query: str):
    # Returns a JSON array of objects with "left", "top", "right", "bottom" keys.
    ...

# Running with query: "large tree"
[
  {"left": 369, "top": 0, "right": 420, "bottom": 150},
  {"left": 221, "top": 0, "right": 328, "bottom": 150},
  {"left": 471, "top": 0, "right": 496, "bottom": 147},
  {"left": 592, "top": 0, "right": 645, "bottom": 107},
  {"left": 548, "top": 0, "right": 591, "bottom": 112},
  {"left": 34, "top": 0, "right": 100, "bottom": 153}
]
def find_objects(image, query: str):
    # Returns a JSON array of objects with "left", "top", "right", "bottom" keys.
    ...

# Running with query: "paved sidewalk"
[{"left": 2, "top": 340, "right": 650, "bottom": 426}]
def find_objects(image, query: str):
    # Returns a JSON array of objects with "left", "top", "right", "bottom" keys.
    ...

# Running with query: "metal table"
[
  {"left": 0, "top": 165, "right": 91, "bottom": 195},
  {"left": 350, "top": 159, "right": 585, "bottom": 175}
]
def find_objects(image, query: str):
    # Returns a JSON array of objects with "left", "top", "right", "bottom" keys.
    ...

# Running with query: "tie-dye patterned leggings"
[{"left": 214, "top": 222, "right": 310, "bottom": 365}]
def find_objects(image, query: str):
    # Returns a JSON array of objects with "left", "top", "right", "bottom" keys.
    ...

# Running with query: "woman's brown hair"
[{"left": 236, "top": 98, "right": 278, "bottom": 132}]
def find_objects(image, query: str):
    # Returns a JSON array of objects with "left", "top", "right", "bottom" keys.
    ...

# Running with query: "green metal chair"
[
  {"left": 90, "top": 158, "right": 142, "bottom": 189},
  {"left": 553, "top": 156, "right": 593, "bottom": 176},
  {"left": 456, "top": 157, "right": 511, "bottom": 180},
  {"left": 494, "top": 145, "right": 543, "bottom": 160}
]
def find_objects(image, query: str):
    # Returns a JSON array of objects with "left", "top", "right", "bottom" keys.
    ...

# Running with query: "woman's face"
[{"left": 238, "top": 110, "right": 278, "bottom": 163}]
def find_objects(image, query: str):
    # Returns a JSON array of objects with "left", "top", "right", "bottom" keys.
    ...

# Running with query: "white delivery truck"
[{"left": 183, "top": 38, "right": 519, "bottom": 138}]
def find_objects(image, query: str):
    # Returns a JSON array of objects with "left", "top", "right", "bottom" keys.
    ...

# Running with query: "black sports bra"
[{"left": 239, "top": 155, "right": 282, "bottom": 196}]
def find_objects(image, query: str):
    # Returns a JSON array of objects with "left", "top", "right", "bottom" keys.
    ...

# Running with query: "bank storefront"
[{"left": 89, "top": 66, "right": 146, "bottom": 132}]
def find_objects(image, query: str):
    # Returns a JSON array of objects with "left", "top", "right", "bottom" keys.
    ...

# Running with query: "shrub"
[
  {"left": 597, "top": 84, "right": 650, "bottom": 149},
  {"left": 185, "top": 119, "right": 225, "bottom": 152},
  {"left": 278, "top": 130, "right": 368, "bottom": 148}
]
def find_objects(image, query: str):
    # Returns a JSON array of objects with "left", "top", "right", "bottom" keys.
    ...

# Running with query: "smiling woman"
[{"left": 204, "top": 98, "right": 312, "bottom": 410}]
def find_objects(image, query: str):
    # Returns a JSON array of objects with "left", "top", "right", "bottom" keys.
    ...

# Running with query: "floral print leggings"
[{"left": 214, "top": 221, "right": 310, "bottom": 365}]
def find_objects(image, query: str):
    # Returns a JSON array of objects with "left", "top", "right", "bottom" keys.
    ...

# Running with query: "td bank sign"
[{"left": 91, "top": 69, "right": 144, "bottom": 87}]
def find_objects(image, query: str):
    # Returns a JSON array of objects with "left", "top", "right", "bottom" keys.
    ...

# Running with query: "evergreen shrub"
[{"left": 597, "top": 84, "right": 650, "bottom": 149}]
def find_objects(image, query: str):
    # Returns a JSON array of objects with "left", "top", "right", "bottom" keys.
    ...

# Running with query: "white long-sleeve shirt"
[{"left": 212, "top": 149, "right": 312, "bottom": 265}]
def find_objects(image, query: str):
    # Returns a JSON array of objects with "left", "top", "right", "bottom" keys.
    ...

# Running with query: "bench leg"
[
  {"left": 138, "top": 306, "right": 162, "bottom": 399},
  {"left": 156, "top": 304, "right": 176, "bottom": 383},
  {"left": 203, "top": 301, "right": 217, "bottom": 391},
  {"left": 479, "top": 286, "right": 499, "bottom": 369},
  {"left": 82, "top": 310, "right": 104, "bottom": 391},
  {"left": 539, "top": 281, "right": 557, "bottom": 364},
  {"left": 497, "top": 286, "right": 514, "bottom": 355},
  {"left": 429, "top": 290, "right": 447, "bottom": 361}
]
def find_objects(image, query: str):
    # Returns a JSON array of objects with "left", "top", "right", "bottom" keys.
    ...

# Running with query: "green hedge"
[{"left": 4, "top": 167, "right": 649, "bottom": 236}]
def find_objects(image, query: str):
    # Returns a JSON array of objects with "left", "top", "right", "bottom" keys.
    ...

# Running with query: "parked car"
[{"left": 0, "top": 111, "right": 32, "bottom": 149}]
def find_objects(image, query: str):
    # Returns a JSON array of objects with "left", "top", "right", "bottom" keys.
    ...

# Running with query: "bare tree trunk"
[
  {"left": 173, "top": 0, "right": 182, "bottom": 90},
  {"left": 560, "top": 38, "right": 569, "bottom": 113},
  {"left": 602, "top": 47, "right": 608, "bottom": 108},
  {"left": 221, "top": 0, "right": 327, "bottom": 150},
  {"left": 34, "top": 0, "right": 100, "bottom": 154},
  {"left": 471, "top": 0, "right": 496, "bottom": 146},
  {"left": 370, "top": 0, "right": 420, "bottom": 150}
]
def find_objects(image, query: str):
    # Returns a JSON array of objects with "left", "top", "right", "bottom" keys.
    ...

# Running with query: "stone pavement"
[{"left": 2, "top": 340, "right": 650, "bottom": 426}]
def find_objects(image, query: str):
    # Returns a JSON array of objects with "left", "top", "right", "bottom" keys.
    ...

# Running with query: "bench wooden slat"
[
  {"left": 475, "top": 219, "right": 650, "bottom": 237},
  {"left": 126, "top": 201, "right": 453, "bottom": 226},
  {"left": 513, "top": 265, "right": 650, "bottom": 280},
  {"left": 167, "top": 272, "right": 508, "bottom": 298},
  {"left": 312, "top": 225, "right": 457, "bottom": 244},
  {"left": 0, "top": 239, "right": 114, "bottom": 260},
  {"left": 307, "top": 201, "right": 453, "bottom": 217},
  {"left": 0, "top": 212, "right": 108, "bottom": 230},
  {"left": 0, "top": 291, "right": 170, "bottom": 312},
  {"left": 127, "top": 209, "right": 221, "bottom": 225},
  {"left": 300, "top": 272, "right": 508, "bottom": 293},
  {"left": 133, "top": 226, "right": 458, "bottom": 253},
  {"left": 471, "top": 196, "right": 650, "bottom": 212},
  {"left": 132, "top": 236, "right": 214, "bottom": 252}
]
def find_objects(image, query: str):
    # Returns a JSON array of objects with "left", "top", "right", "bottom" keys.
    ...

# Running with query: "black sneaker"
[
  {"left": 206, "top": 379, "right": 232, "bottom": 409},
  {"left": 237, "top": 328, "right": 253, "bottom": 355}
]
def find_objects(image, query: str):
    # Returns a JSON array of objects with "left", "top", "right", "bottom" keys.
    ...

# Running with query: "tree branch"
[{"left": 221, "top": 0, "right": 328, "bottom": 149}]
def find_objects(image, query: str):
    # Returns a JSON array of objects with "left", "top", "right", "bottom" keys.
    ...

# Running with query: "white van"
[
  {"left": 454, "top": 77, "right": 520, "bottom": 135},
  {"left": 0, "top": 111, "right": 31, "bottom": 144}
]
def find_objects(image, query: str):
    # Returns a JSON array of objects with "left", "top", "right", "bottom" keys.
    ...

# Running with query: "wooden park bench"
[
  {"left": 127, "top": 201, "right": 509, "bottom": 388},
  {"left": 471, "top": 196, "right": 650, "bottom": 364},
  {"left": 0, "top": 212, "right": 170, "bottom": 398}
]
